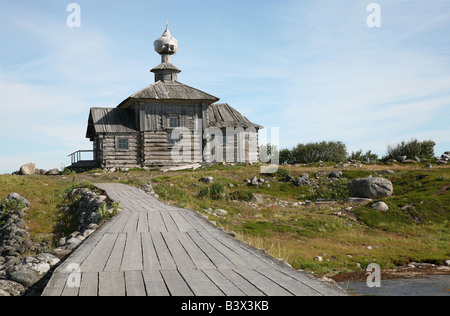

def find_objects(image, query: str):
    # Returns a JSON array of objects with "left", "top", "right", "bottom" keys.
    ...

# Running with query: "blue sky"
[{"left": 0, "top": 0, "right": 449, "bottom": 173}]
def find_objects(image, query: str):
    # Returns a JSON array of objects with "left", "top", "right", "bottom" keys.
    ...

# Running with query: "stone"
[
  {"left": 328, "top": 171, "right": 343, "bottom": 179},
  {"left": 6, "top": 193, "right": 31, "bottom": 207},
  {"left": 293, "top": 173, "right": 311, "bottom": 186},
  {"left": 425, "top": 163, "right": 432, "bottom": 169},
  {"left": 371, "top": 201, "right": 389, "bottom": 212},
  {"left": 9, "top": 269, "right": 40, "bottom": 287},
  {"left": 46, "top": 168, "right": 60, "bottom": 175},
  {"left": 347, "top": 177, "right": 393, "bottom": 199},
  {"left": 0, "top": 280, "right": 25, "bottom": 296},
  {"left": 213, "top": 209, "right": 228, "bottom": 216},
  {"left": 200, "top": 177, "right": 214, "bottom": 184},
  {"left": 19, "top": 163, "right": 36, "bottom": 175},
  {"left": 251, "top": 193, "right": 264, "bottom": 203}
]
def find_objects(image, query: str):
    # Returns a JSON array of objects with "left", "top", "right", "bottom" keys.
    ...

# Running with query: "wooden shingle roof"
[
  {"left": 86, "top": 107, "right": 137, "bottom": 140},
  {"left": 117, "top": 81, "right": 219, "bottom": 108},
  {"left": 208, "top": 103, "right": 263, "bottom": 130}
]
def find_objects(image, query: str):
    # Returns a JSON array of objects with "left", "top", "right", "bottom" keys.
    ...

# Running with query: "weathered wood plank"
[
  {"left": 141, "top": 232, "right": 161, "bottom": 271},
  {"left": 80, "top": 233, "right": 117, "bottom": 272},
  {"left": 107, "top": 211, "right": 133, "bottom": 233},
  {"left": 42, "top": 272, "right": 68, "bottom": 296},
  {"left": 188, "top": 231, "right": 235, "bottom": 269},
  {"left": 160, "top": 211, "right": 179, "bottom": 232},
  {"left": 203, "top": 269, "right": 245, "bottom": 296},
  {"left": 99, "top": 271, "right": 126, "bottom": 296},
  {"left": 104, "top": 233, "right": 127, "bottom": 272},
  {"left": 169, "top": 210, "right": 195, "bottom": 232},
  {"left": 178, "top": 269, "right": 224, "bottom": 296},
  {"left": 121, "top": 232, "right": 143, "bottom": 271},
  {"left": 217, "top": 269, "right": 265, "bottom": 296},
  {"left": 79, "top": 272, "right": 99, "bottom": 296},
  {"left": 161, "top": 232, "right": 196, "bottom": 270},
  {"left": 234, "top": 268, "right": 293, "bottom": 296},
  {"left": 255, "top": 268, "right": 322, "bottom": 296},
  {"left": 176, "top": 232, "right": 216, "bottom": 270},
  {"left": 160, "top": 270, "right": 194, "bottom": 296},
  {"left": 125, "top": 271, "right": 146, "bottom": 296},
  {"left": 137, "top": 211, "right": 149, "bottom": 232},
  {"left": 151, "top": 232, "right": 177, "bottom": 270},
  {"left": 142, "top": 270, "right": 170, "bottom": 296},
  {"left": 147, "top": 211, "right": 167, "bottom": 232}
]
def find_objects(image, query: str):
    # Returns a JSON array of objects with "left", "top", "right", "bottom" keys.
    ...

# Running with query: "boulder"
[
  {"left": 0, "top": 280, "right": 25, "bottom": 296},
  {"left": 371, "top": 201, "right": 389, "bottom": 212},
  {"left": 293, "top": 173, "right": 311, "bottom": 186},
  {"left": 347, "top": 177, "right": 393, "bottom": 199},
  {"left": 46, "top": 168, "right": 60, "bottom": 175},
  {"left": 328, "top": 171, "right": 343, "bottom": 179},
  {"left": 251, "top": 193, "right": 264, "bottom": 203},
  {"left": 9, "top": 269, "right": 40, "bottom": 288},
  {"left": 19, "top": 163, "right": 36, "bottom": 175},
  {"left": 6, "top": 193, "right": 31, "bottom": 207},
  {"left": 200, "top": 177, "right": 214, "bottom": 184}
]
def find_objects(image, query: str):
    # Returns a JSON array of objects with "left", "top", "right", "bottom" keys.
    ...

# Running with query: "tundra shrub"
[{"left": 384, "top": 139, "right": 435, "bottom": 160}]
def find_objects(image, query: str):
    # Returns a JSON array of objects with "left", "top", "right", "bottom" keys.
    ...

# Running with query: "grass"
[{"left": 1, "top": 161, "right": 449, "bottom": 278}]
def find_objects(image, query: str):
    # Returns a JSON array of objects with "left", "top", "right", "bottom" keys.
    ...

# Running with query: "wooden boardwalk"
[{"left": 42, "top": 183, "right": 346, "bottom": 296}]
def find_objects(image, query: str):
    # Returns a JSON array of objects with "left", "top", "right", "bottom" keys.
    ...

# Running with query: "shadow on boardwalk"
[{"left": 42, "top": 183, "right": 347, "bottom": 296}]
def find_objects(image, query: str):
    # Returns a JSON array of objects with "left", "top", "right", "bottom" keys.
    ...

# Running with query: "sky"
[{"left": 0, "top": 0, "right": 449, "bottom": 173}]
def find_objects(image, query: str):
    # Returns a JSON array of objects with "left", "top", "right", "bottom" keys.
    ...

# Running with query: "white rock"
[{"left": 371, "top": 201, "right": 389, "bottom": 212}]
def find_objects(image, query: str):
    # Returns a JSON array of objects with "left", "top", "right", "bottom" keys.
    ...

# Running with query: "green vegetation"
[
  {"left": 0, "top": 160, "right": 448, "bottom": 278},
  {"left": 384, "top": 138, "right": 436, "bottom": 160}
]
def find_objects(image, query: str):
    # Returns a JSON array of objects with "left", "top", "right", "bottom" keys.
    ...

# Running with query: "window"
[
  {"left": 117, "top": 137, "right": 129, "bottom": 150},
  {"left": 169, "top": 117, "right": 179, "bottom": 128}
]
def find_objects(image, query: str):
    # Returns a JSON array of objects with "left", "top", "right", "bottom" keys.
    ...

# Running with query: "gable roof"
[
  {"left": 86, "top": 107, "right": 137, "bottom": 140},
  {"left": 208, "top": 103, "right": 263, "bottom": 130},
  {"left": 117, "top": 80, "right": 219, "bottom": 108}
]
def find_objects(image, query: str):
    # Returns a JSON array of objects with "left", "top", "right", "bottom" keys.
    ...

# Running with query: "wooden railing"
[{"left": 68, "top": 150, "right": 94, "bottom": 165}]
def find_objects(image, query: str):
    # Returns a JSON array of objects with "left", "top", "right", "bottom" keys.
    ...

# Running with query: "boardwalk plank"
[
  {"left": 80, "top": 233, "right": 117, "bottom": 272},
  {"left": 161, "top": 211, "right": 179, "bottom": 232},
  {"left": 125, "top": 271, "right": 147, "bottom": 296},
  {"left": 169, "top": 210, "right": 194, "bottom": 232},
  {"left": 203, "top": 269, "right": 245, "bottom": 296},
  {"left": 121, "top": 232, "right": 143, "bottom": 271},
  {"left": 104, "top": 233, "right": 127, "bottom": 272},
  {"left": 179, "top": 269, "right": 224, "bottom": 296},
  {"left": 148, "top": 211, "right": 166, "bottom": 232},
  {"left": 161, "top": 232, "right": 196, "bottom": 270},
  {"left": 142, "top": 270, "right": 170, "bottom": 296},
  {"left": 176, "top": 232, "right": 216, "bottom": 270},
  {"left": 151, "top": 232, "right": 177, "bottom": 270},
  {"left": 161, "top": 270, "right": 194, "bottom": 296},
  {"left": 137, "top": 211, "right": 149, "bottom": 232},
  {"left": 218, "top": 269, "right": 265, "bottom": 296},
  {"left": 141, "top": 232, "right": 161, "bottom": 270},
  {"left": 188, "top": 231, "right": 235, "bottom": 269},
  {"left": 234, "top": 268, "right": 293, "bottom": 296},
  {"left": 79, "top": 272, "right": 98, "bottom": 296},
  {"left": 99, "top": 271, "right": 125, "bottom": 296},
  {"left": 123, "top": 212, "right": 139, "bottom": 233}
]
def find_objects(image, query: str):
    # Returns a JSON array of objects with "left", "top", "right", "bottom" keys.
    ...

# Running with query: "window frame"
[{"left": 116, "top": 137, "right": 129, "bottom": 151}]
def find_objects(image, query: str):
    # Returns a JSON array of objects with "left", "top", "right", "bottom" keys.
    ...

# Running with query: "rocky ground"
[{"left": 0, "top": 188, "right": 118, "bottom": 296}]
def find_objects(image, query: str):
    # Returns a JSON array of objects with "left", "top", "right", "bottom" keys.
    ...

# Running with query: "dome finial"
[{"left": 154, "top": 23, "right": 178, "bottom": 55}]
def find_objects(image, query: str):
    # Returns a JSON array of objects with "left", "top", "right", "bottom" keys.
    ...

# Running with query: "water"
[{"left": 340, "top": 275, "right": 450, "bottom": 296}]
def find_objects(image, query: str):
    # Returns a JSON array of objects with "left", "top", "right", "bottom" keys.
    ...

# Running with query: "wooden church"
[{"left": 76, "top": 25, "right": 262, "bottom": 170}]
